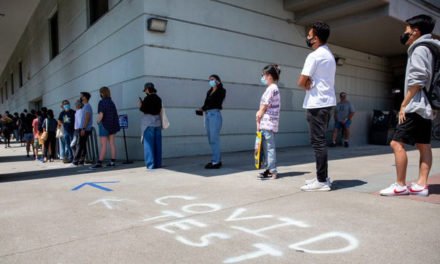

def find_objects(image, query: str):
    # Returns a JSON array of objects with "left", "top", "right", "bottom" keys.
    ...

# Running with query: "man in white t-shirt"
[{"left": 297, "top": 21, "right": 336, "bottom": 192}]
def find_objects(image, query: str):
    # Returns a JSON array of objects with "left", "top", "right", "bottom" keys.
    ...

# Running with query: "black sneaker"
[
  {"left": 90, "top": 163, "right": 102, "bottom": 169},
  {"left": 344, "top": 142, "right": 349, "bottom": 148},
  {"left": 205, "top": 162, "right": 222, "bottom": 169},
  {"left": 258, "top": 169, "right": 271, "bottom": 180},
  {"left": 106, "top": 162, "right": 116, "bottom": 167},
  {"left": 329, "top": 142, "right": 336, "bottom": 147}
]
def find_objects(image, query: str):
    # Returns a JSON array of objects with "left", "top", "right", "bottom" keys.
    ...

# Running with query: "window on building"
[
  {"left": 10, "top": 73, "right": 14, "bottom": 95},
  {"left": 19, "top": 61, "right": 23, "bottom": 87},
  {"left": 5, "top": 81, "right": 8, "bottom": 100},
  {"left": 49, "top": 12, "right": 59, "bottom": 59},
  {"left": 89, "top": 0, "right": 109, "bottom": 26}
]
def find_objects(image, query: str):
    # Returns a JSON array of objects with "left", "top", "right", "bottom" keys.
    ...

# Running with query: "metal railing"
[{"left": 85, "top": 127, "right": 99, "bottom": 164}]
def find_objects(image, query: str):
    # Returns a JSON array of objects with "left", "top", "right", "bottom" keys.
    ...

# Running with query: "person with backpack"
[{"left": 380, "top": 14, "right": 440, "bottom": 197}]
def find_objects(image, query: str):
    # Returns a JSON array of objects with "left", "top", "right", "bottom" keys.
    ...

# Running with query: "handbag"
[
  {"left": 161, "top": 107, "right": 170, "bottom": 130},
  {"left": 254, "top": 131, "right": 264, "bottom": 169},
  {"left": 56, "top": 125, "right": 64, "bottom": 138},
  {"left": 40, "top": 119, "right": 49, "bottom": 141}
]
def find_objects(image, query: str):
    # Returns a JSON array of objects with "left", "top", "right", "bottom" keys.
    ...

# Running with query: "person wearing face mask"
[
  {"left": 91, "top": 87, "right": 120, "bottom": 169},
  {"left": 297, "top": 21, "right": 336, "bottom": 192},
  {"left": 72, "top": 92, "right": 93, "bottom": 166},
  {"left": 197, "top": 74, "right": 226, "bottom": 169},
  {"left": 257, "top": 65, "right": 281, "bottom": 180},
  {"left": 58, "top": 100, "right": 76, "bottom": 163},
  {"left": 139, "top": 82, "right": 163, "bottom": 169},
  {"left": 380, "top": 15, "right": 439, "bottom": 197}
]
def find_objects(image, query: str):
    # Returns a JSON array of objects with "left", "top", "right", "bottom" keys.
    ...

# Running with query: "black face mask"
[
  {"left": 306, "top": 38, "right": 314, "bottom": 48},
  {"left": 400, "top": 32, "right": 411, "bottom": 45}
]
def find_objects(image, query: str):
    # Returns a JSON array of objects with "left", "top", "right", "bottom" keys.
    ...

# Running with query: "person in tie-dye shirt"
[{"left": 256, "top": 64, "right": 281, "bottom": 180}]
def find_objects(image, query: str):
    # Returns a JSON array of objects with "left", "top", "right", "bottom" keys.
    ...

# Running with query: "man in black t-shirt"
[{"left": 58, "top": 100, "right": 76, "bottom": 162}]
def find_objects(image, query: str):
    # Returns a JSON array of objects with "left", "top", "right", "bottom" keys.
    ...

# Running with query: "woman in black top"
[
  {"left": 139, "top": 82, "right": 163, "bottom": 169},
  {"left": 197, "top": 74, "right": 226, "bottom": 169}
]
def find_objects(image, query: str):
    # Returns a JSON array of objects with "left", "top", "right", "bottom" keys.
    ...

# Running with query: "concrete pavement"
[{"left": 0, "top": 141, "right": 439, "bottom": 264}]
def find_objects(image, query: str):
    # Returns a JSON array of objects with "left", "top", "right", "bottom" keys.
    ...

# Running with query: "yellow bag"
[{"left": 254, "top": 131, "right": 263, "bottom": 169}]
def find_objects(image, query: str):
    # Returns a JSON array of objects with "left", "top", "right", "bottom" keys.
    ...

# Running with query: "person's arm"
[
  {"left": 256, "top": 104, "right": 268, "bottom": 125},
  {"left": 399, "top": 47, "right": 431, "bottom": 124},
  {"left": 96, "top": 112, "right": 103, "bottom": 124},
  {"left": 297, "top": 75, "right": 312, "bottom": 90},
  {"left": 81, "top": 108, "right": 91, "bottom": 136},
  {"left": 298, "top": 54, "right": 316, "bottom": 91},
  {"left": 399, "top": 84, "right": 422, "bottom": 123}
]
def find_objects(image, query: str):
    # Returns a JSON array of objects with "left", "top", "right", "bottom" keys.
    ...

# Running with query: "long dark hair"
[
  {"left": 262, "top": 64, "right": 281, "bottom": 81},
  {"left": 209, "top": 74, "right": 224, "bottom": 89}
]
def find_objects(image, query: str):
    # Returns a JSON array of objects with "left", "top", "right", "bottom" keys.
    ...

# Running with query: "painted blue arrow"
[{"left": 71, "top": 181, "right": 119, "bottom": 192}]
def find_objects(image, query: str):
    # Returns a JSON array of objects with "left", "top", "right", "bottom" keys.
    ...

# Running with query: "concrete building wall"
[{"left": 0, "top": 0, "right": 393, "bottom": 160}]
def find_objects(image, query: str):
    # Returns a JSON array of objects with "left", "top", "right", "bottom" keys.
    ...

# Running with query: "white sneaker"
[
  {"left": 379, "top": 183, "right": 409, "bottom": 196},
  {"left": 305, "top": 177, "right": 332, "bottom": 187},
  {"left": 408, "top": 183, "right": 429, "bottom": 196},
  {"left": 301, "top": 180, "right": 331, "bottom": 192}
]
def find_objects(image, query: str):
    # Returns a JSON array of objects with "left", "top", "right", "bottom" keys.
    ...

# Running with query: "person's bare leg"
[
  {"left": 109, "top": 134, "right": 116, "bottom": 160},
  {"left": 99, "top": 137, "right": 107, "bottom": 161},
  {"left": 415, "top": 143, "right": 432, "bottom": 186},
  {"left": 332, "top": 128, "right": 339, "bottom": 144},
  {"left": 390, "top": 140, "right": 407, "bottom": 186}
]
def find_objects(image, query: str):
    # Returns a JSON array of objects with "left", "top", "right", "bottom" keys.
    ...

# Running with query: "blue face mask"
[
  {"left": 63, "top": 105, "right": 71, "bottom": 111},
  {"left": 209, "top": 80, "right": 217, "bottom": 87},
  {"left": 260, "top": 76, "right": 267, "bottom": 86}
]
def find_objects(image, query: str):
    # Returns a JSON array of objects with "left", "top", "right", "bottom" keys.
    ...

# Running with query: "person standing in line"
[
  {"left": 72, "top": 92, "right": 93, "bottom": 166},
  {"left": 330, "top": 92, "right": 355, "bottom": 148},
  {"left": 197, "top": 74, "right": 226, "bottom": 169},
  {"left": 297, "top": 21, "right": 336, "bottom": 192},
  {"left": 139, "top": 82, "right": 162, "bottom": 169},
  {"left": 72, "top": 100, "right": 84, "bottom": 155},
  {"left": 42, "top": 109, "right": 58, "bottom": 162},
  {"left": 58, "top": 100, "right": 76, "bottom": 163},
  {"left": 1, "top": 113, "right": 13, "bottom": 148},
  {"left": 21, "top": 112, "right": 34, "bottom": 158},
  {"left": 91, "top": 87, "right": 120, "bottom": 169},
  {"left": 32, "top": 111, "right": 41, "bottom": 160},
  {"left": 380, "top": 15, "right": 439, "bottom": 197},
  {"left": 257, "top": 65, "right": 281, "bottom": 180}
]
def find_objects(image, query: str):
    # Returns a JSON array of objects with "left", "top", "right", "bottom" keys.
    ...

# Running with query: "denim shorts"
[
  {"left": 23, "top": 133, "right": 34, "bottom": 142},
  {"left": 98, "top": 123, "right": 109, "bottom": 137},
  {"left": 335, "top": 119, "right": 351, "bottom": 129}
]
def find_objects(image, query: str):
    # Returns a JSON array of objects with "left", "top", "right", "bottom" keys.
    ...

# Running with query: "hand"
[
  {"left": 256, "top": 111, "right": 263, "bottom": 121},
  {"left": 305, "top": 79, "right": 312, "bottom": 90},
  {"left": 138, "top": 101, "right": 142, "bottom": 108},
  {"left": 80, "top": 129, "right": 85, "bottom": 136},
  {"left": 398, "top": 106, "right": 406, "bottom": 124}
]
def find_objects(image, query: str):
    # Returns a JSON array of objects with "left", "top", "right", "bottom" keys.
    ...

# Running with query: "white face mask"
[{"left": 260, "top": 76, "right": 267, "bottom": 86}]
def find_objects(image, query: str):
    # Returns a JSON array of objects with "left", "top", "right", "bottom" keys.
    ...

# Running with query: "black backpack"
[{"left": 414, "top": 42, "right": 440, "bottom": 110}]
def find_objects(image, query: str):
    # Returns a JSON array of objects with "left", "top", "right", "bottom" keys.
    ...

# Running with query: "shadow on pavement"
[
  {"left": 1, "top": 141, "right": 439, "bottom": 182},
  {"left": 428, "top": 184, "right": 440, "bottom": 195},
  {"left": 0, "top": 162, "right": 143, "bottom": 183},
  {"left": 331, "top": 179, "right": 368, "bottom": 190}
]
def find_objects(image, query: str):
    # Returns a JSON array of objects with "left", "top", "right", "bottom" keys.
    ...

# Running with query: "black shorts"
[{"left": 392, "top": 113, "right": 432, "bottom": 145}]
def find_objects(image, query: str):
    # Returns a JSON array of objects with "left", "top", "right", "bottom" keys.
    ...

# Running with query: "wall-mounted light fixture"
[
  {"left": 335, "top": 56, "right": 345, "bottom": 66},
  {"left": 147, "top": 17, "right": 167, "bottom": 33}
]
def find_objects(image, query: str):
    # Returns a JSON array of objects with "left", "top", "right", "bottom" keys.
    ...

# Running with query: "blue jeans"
[
  {"left": 205, "top": 110, "right": 222, "bottom": 164},
  {"left": 143, "top": 126, "right": 162, "bottom": 169},
  {"left": 59, "top": 136, "right": 66, "bottom": 159},
  {"left": 262, "top": 130, "right": 277, "bottom": 173},
  {"left": 63, "top": 132, "right": 74, "bottom": 160}
]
